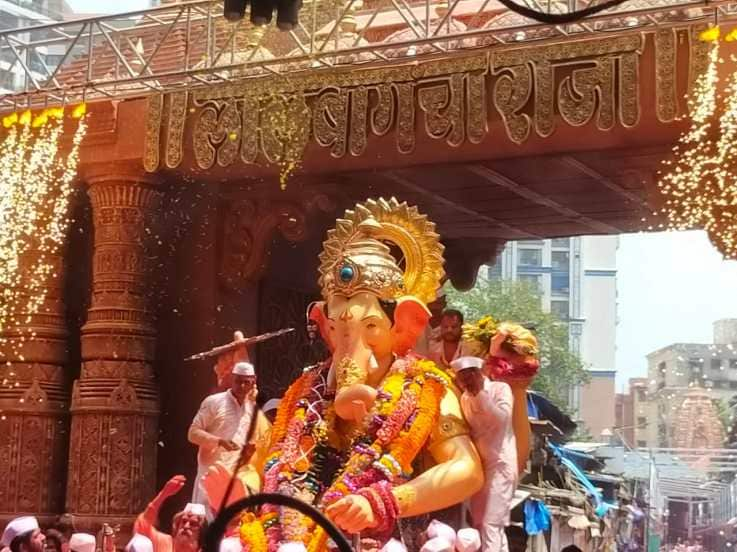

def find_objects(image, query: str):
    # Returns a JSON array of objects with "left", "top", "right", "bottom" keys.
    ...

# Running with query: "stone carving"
[
  {"left": 67, "top": 173, "right": 161, "bottom": 535},
  {"left": 0, "top": 245, "right": 69, "bottom": 525},
  {"left": 673, "top": 387, "right": 726, "bottom": 450},
  {"left": 220, "top": 195, "right": 335, "bottom": 291}
]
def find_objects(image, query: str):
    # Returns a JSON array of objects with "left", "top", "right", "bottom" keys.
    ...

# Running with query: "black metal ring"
[{"left": 203, "top": 493, "right": 354, "bottom": 552}]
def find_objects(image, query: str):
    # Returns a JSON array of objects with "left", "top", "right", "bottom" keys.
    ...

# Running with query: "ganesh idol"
[{"left": 204, "top": 198, "right": 529, "bottom": 551}]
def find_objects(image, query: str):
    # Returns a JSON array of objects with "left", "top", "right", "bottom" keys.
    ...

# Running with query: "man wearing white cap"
[
  {"left": 188, "top": 360, "right": 269, "bottom": 517},
  {"left": 3, "top": 517, "right": 45, "bottom": 552},
  {"left": 68, "top": 534, "right": 96, "bottom": 552},
  {"left": 450, "top": 356, "right": 517, "bottom": 552},
  {"left": 134, "top": 475, "right": 207, "bottom": 552},
  {"left": 262, "top": 398, "right": 281, "bottom": 423}
]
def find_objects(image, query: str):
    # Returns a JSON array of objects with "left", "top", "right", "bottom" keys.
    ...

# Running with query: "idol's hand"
[{"left": 326, "top": 494, "right": 377, "bottom": 534}]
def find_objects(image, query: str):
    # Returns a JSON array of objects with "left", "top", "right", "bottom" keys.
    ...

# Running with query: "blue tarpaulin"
[
  {"left": 549, "top": 443, "right": 616, "bottom": 517},
  {"left": 524, "top": 499, "right": 552, "bottom": 535}
]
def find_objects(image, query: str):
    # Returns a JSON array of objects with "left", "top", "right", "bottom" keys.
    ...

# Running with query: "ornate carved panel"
[
  {"left": 219, "top": 195, "right": 334, "bottom": 291},
  {"left": 0, "top": 245, "right": 70, "bottom": 524},
  {"left": 256, "top": 283, "right": 319, "bottom": 401},
  {"left": 68, "top": 173, "right": 161, "bottom": 535}
]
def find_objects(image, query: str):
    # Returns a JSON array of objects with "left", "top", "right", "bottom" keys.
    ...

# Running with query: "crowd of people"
[{"left": 0, "top": 296, "right": 534, "bottom": 552}]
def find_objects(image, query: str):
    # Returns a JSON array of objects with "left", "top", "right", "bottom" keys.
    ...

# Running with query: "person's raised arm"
[{"left": 134, "top": 475, "right": 186, "bottom": 536}]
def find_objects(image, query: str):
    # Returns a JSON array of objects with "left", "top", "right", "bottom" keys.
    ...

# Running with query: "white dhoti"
[
  {"left": 459, "top": 378, "right": 518, "bottom": 552},
  {"left": 470, "top": 466, "right": 516, "bottom": 552}
]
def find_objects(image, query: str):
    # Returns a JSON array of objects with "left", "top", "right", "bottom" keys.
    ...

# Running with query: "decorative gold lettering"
[
  {"left": 313, "top": 89, "right": 349, "bottom": 158},
  {"left": 143, "top": 94, "right": 163, "bottom": 172},
  {"left": 193, "top": 105, "right": 218, "bottom": 170},
  {"left": 655, "top": 28, "right": 678, "bottom": 123},
  {"left": 165, "top": 91, "right": 187, "bottom": 169}
]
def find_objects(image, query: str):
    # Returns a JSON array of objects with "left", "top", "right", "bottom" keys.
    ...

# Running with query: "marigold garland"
[
  {"left": 238, "top": 356, "right": 449, "bottom": 552},
  {"left": 240, "top": 513, "right": 267, "bottom": 552}
]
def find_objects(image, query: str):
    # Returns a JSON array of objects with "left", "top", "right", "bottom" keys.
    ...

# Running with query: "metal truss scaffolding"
[{"left": 1, "top": 0, "right": 737, "bottom": 111}]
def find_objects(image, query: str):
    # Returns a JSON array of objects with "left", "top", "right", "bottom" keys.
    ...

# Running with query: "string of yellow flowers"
[{"left": 239, "top": 513, "right": 267, "bottom": 552}]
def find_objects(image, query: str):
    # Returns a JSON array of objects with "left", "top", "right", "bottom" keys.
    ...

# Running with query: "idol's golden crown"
[{"left": 318, "top": 198, "right": 445, "bottom": 304}]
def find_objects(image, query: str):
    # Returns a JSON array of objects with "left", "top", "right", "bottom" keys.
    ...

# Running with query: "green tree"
[{"left": 446, "top": 277, "right": 589, "bottom": 409}]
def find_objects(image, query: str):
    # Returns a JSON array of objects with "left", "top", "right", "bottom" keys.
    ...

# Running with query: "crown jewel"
[{"left": 318, "top": 198, "right": 444, "bottom": 304}]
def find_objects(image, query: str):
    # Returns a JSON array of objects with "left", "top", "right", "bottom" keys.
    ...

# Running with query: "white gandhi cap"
[
  {"left": 232, "top": 362, "right": 255, "bottom": 377},
  {"left": 455, "top": 528, "right": 481, "bottom": 552},
  {"left": 263, "top": 398, "right": 281, "bottom": 413},
  {"left": 183, "top": 503, "right": 207, "bottom": 517},
  {"left": 69, "top": 533, "right": 96, "bottom": 552},
  {"left": 449, "top": 356, "right": 484, "bottom": 374},
  {"left": 1, "top": 517, "right": 39, "bottom": 546},
  {"left": 125, "top": 534, "right": 154, "bottom": 552}
]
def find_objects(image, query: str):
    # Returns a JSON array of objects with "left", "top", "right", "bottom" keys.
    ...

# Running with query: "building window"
[
  {"left": 519, "top": 274, "right": 542, "bottom": 292},
  {"left": 730, "top": 381, "right": 737, "bottom": 389},
  {"left": 551, "top": 251, "right": 570, "bottom": 271},
  {"left": 552, "top": 238, "right": 570, "bottom": 248},
  {"left": 518, "top": 248, "right": 542, "bottom": 267},
  {"left": 487, "top": 260, "right": 502, "bottom": 280},
  {"left": 637, "top": 389, "right": 647, "bottom": 402},
  {"left": 637, "top": 416, "right": 647, "bottom": 427},
  {"left": 711, "top": 358, "right": 723, "bottom": 371},
  {"left": 637, "top": 440, "right": 647, "bottom": 448},
  {"left": 689, "top": 359, "right": 703, "bottom": 372},
  {"left": 551, "top": 273, "right": 570, "bottom": 295},
  {"left": 730, "top": 359, "right": 737, "bottom": 369},
  {"left": 518, "top": 240, "right": 544, "bottom": 246},
  {"left": 551, "top": 300, "right": 570, "bottom": 320}
]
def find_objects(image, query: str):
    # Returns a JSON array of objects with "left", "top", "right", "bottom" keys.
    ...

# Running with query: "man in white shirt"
[
  {"left": 188, "top": 361, "right": 267, "bottom": 517},
  {"left": 451, "top": 356, "right": 517, "bottom": 552}
]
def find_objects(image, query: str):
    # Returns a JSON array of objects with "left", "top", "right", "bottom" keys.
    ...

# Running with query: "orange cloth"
[{"left": 133, "top": 503, "right": 173, "bottom": 552}]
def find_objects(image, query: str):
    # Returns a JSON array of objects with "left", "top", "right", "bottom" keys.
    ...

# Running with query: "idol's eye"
[{"left": 366, "top": 322, "right": 377, "bottom": 330}]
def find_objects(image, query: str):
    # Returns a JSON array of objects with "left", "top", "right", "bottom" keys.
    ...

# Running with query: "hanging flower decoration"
[{"left": 655, "top": 28, "right": 737, "bottom": 259}]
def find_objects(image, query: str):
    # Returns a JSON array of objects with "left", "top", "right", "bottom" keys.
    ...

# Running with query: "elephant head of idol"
[{"left": 309, "top": 198, "right": 445, "bottom": 422}]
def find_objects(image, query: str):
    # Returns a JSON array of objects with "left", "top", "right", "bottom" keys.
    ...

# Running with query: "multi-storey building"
[
  {"left": 640, "top": 319, "right": 737, "bottom": 447},
  {"left": 0, "top": 1, "right": 72, "bottom": 93},
  {"left": 487, "top": 235, "right": 618, "bottom": 438},
  {"left": 615, "top": 377, "right": 649, "bottom": 448}
]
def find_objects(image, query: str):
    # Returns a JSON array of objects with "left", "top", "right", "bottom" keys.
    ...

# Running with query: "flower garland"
[
  {"left": 239, "top": 356, "right": 450, "bottom": 552},
  {"left": 240, "top": 513, "right": 267, "bottom": 552}
]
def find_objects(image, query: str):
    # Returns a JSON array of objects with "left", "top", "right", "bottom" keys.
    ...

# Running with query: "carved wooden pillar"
[
  {"left": 0, "top": 250, "right": 69, "bottom": 525},
  {"left": 66, "top": 173, "right": 162, "bottom": 534}
]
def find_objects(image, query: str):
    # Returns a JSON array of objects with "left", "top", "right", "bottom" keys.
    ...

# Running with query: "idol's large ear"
[
  {"left": 390, "top": 296, "right": 431, "bottom": 356},
  {"left": 308, "top": 301, "right": 334, "bottom": 352}
]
